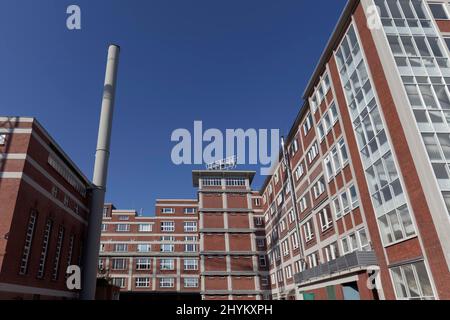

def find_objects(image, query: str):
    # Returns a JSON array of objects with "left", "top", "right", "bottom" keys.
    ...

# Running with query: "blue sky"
[{"left": 0, "top": 0, "right": 347, "bottom": 215}]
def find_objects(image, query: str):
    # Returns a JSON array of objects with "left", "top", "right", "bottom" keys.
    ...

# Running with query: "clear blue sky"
[{"left": 0, "top": 0, "right": 347, "bottom": 215}]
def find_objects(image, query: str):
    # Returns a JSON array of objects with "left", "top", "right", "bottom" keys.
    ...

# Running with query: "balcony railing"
[{"left": 294, "top": 251, "right": 378, "bottom": 284}]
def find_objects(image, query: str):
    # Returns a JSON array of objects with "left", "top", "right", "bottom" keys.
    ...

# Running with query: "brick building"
[
  {"left": 99, "top": 171, "right": 270, "bottom": 300},
  {"left": 0, "top": 117, "right": 91, "bottom": 299},
  {"left": 262, "top": 0, "right": 450, "bottom": 300},
  {"left": 98, "top": 200, "right": 201, "bottom": 299},
  {"left": 100, "top": 0, "right": 450, "bottom": 301}
]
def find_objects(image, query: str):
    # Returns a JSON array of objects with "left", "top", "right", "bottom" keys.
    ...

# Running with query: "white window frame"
[
  {"left": 184, "top": 221, "right": 197, "bottom": 232},
  {"left": 160, "top": 259, "right": 175, "bottom": 270},
  {"left": 319, "top": 208, "right": 333, "bottom": 231},
  {"left": 303, "top": 219, "right": 314, "bottom": 242},
  {"left": 136, "top": 258, "right": 152, "bottom": 270},
  {"left": 161, "top": 221, "right": 175, "bottom": 232},
  {"left": 184, "top": 259, "right": 198, "bottom": 271},
  {"left": 138, "top": 224, "right": 152, "bottom": 232},
  {"left": 184, "top": 278, "right": 199, "bottom": 288},
  {"left": 160, "top": 278, "right": 175, "bottom": 288},
  {"left": 116, "top": 224, "right": 130, "bottom": 232},
  {"left": 135, "top": 277, "right": 150, "bottom": 288}
]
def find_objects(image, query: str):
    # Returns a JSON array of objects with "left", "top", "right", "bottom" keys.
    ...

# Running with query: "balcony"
[{"left": 294, "top": 251, "right": 378, "bottom": 285}]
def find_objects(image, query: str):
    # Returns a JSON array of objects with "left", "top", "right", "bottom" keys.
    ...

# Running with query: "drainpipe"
[{"left": 81, "top": 44, "right": 120, "bottom": 300}]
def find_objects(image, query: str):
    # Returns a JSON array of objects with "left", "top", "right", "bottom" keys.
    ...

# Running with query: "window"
[
  {"left": 114, "top": 243, "right": 128, "bottom": 252},
  {"left": 378, "top": 205, "right": 416, "bottom": 245},
  {"left": 319, "top": 208, "right": 333, "bottom": 231},
  {"left": 202, "top": 178, "right": 222, "bottom": 187},
  {"left": 282, "top": 240, "right": 289, "bottom": 256},
  {"left": 19, "top": 211, "right": 37, "bottom": 275},
  {"left": 303, "top": 219, "right": 314, "bottom": 242},
  {"left": 136, "top": 258, "right": 151, "bottom": 270},
  {"left": 276, "top": 193, "right": 283, "bottom": 206},
  {"left": 138, "top": 224, "right": 152, "bottom": 232},
  {"left": 226, "top": 178, "right": 246, "bottom": 186},
  {"left": 135, "top": 277, "right": 150, "bottom": 288},
  {"left": 285, "top": 265, "right": 293, "bottom": 279},
  {"left": 303, "top": 113, "right": 313, "bottom": 135},
  {"left": 341, "top": 228, "right": 370, "bottom": 254},
  {"left": 184, "top": 221, "right": 197, "bottom": 232},
  {"left": 160, "top": 259, "right": 175, "bottom": 270},
  {"left": 323, "top": 72, "right": 331, "bottom": 92},
  {"left": 254, "top": 198, "right": 261, "bottom": 207},
  {"left": 99, "top": 243, "right": 105, "bottom": 252},
  {"left": 391, "top": 261, "right": 435, "bottom": 300},
  {"left": 37, "top": 219, "right": 53, "bottom": 278},
  {"left": 317, "top": 121, "right": 325, "bottom": 141},
  {"left": 0, "top": 134, "right": 6, "bottom": 145},
  {"left": 324, "top": 242, "right": 340, "bottom": 262},
  {"left": 63, "top": 195, "right": 69, "bottom": 207},
  {"left": 307, "top": 252, "right": 319, "bottom": 268},
  {"left": 341, "top": 191, "right": 350, "bottom": 214},
  {"left": 429, "top": 3, "right": 449, "bottom": 20},
  {"left": 255, "top": 216, "right": 263, "bottom": 226},
  {"left": 118, "top": 215, "right": 129, "bottom": 221},
  {"left": 290, "top": 139, "right": 299, "bottom": 156},
  {"left": 160, "top": 278, "right": 175, "bottom": 288},
  {"left": 160, "top": 244, "right": 174, "bottom": 252},
  {"left": 51, "top": 186, "right": 58, "bottom": 198},
  {"left": 184, "top": 278, "right": 199, "bottom": 288},
  {"left": 111, "top": 258, "right": 127, "bottom": 270},
  {"left": 288, "top": 210, "right": 295, "bottom": 224},
  {"left": 116, "top": 224, "right": 129, "bottom": 232},
  {"left": 324, "top": 140, "right": 349, "bottom": 181},
  {"left": 161, "top": 221, "right": 175, "bottom": 232},
  {"left": 295, "top": 164, "right": 304, "bottom": 180},
  {"left": 161, "top": 236, "right": 175, "bottom": 242},
  {"left": 184, "top": 259, "right": 198, "bottom": 270},
  {"left": 338, "top": 139, "right": 349, "bottom": 163},
  {"left": 291, "top": 231, "right": 300, "bottom": 250},
  {"left": 313, "top": 177, "right": 326, "bottom": 199},
  {"left": 102, "top": 207, "right": 108, "bottom": 218},
  {"left": 307, "top": 142, "right": 319, "bottom": 164},
  {"left": 184, "top": 207, "right": 197, "bottom": 214},
  {"left": 137, "top": 244, "right": 151, "bottom": 252},
  {"left": 259, "top": 255, "right": 267, "bottom": 267},
  {"left": 161, "top": 208, "right": 175, "bottom": 214},
  {"left": 274, "top": 172, "right": 279, "bottom": 184},
  {"left": 294, "top": 260, "right": 305, "bottom": 274},
  {"left": 185, "top": 243, "right": 197, "bottom": 252},
  {"left": 337, "top": 22, "right": 417, "bottom": 248},
  {"left": 330, "top": 102, "right": 339, "bottom": 123},
  {"left": 349, "top": 185, "right": 359, "bottom": 208},
  {"left": 299, "top": 196, "right": 307, "bottom": 212},
  {"left": 256, "top": 238, "right": 265, "bottom": 248},
  {"left": 111, "top": 278, "right": 126, "bottom": 288},
  {"left": 333, "top": 197, "right": 342, "bottom": 219},
  {"left": 52, "top": 226, "right": 64, "bottom": 280},
  {"left": 185, "top": 236, "right": 198, "bottom": 242},
  {"left": 98, "top": 259, "right": 104, "bottom": 271}
]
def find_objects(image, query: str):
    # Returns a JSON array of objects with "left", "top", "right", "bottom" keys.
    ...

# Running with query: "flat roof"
[
  {"left": 192, "top": 170, "right": 256, "bottom": 187},
  {"left": 0, "top": 116, "right": 92, "bottom": 186}
]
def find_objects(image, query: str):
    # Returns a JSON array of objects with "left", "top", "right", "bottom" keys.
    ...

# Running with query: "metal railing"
[{"left": 294, "top": 250, "right": 378, "bottom": 284}]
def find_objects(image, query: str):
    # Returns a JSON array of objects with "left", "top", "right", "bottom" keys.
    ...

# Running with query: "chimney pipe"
[{"left": 81, "top": 44, "right": 120, "bottom": 300}]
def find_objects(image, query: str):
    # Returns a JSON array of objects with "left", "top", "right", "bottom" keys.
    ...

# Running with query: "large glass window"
[
  {"left": 390, "top": 261, "right": 435, "bottom": 300},
  {"left": 336, "top": 22, "right": 416, "bottom": 246},
  {"left": 375, "top": 0, "right": 450, "bottom": 216}
]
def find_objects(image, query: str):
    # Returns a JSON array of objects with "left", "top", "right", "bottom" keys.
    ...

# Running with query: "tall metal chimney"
[{"left": 81, "top": 44, "right": 120, "bottom": 300}]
